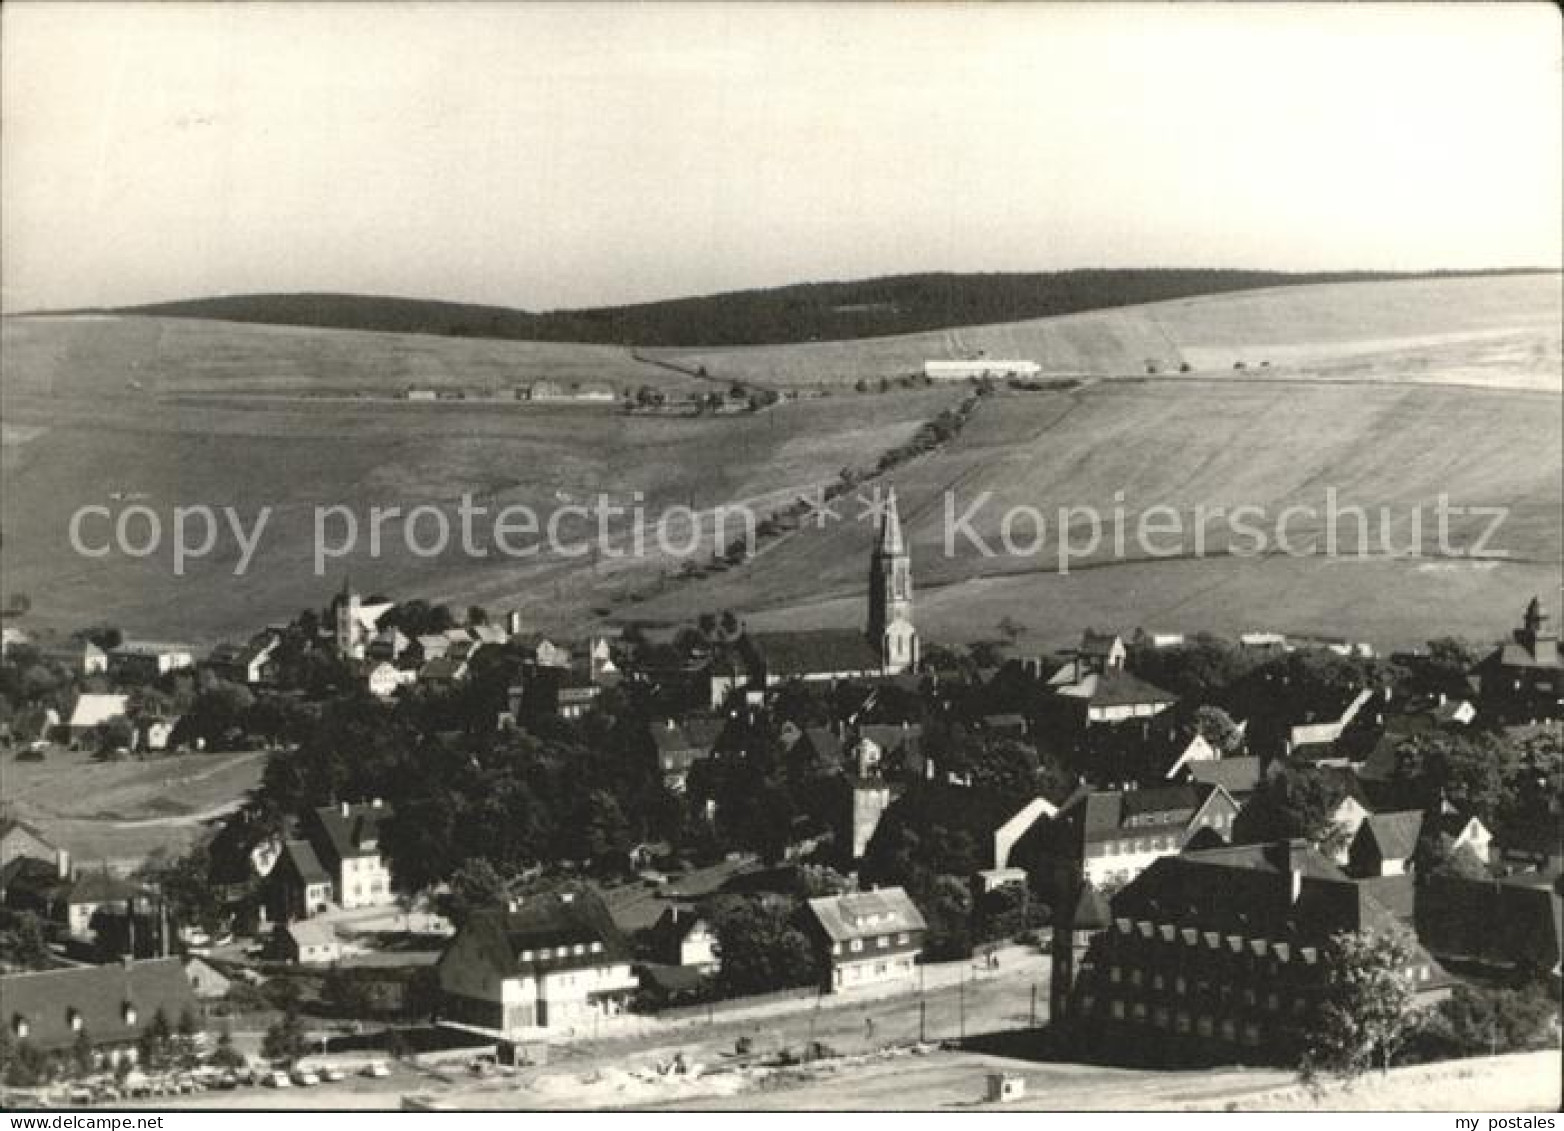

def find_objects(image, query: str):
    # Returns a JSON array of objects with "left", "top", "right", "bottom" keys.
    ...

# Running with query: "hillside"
[
  {"left": 651, "top": 273, "right": 1563, "bottom": 390},
  {"left": 71, "top": 268, "right": 1551, "bottom": 350},
  {"left": 2, "top": 273, "right": 1558, "bottom": 650}
]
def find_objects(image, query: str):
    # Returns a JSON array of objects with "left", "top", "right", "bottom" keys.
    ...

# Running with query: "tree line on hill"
[{"left": 89, "top": 268, "right": 1545, "bottom": 349}]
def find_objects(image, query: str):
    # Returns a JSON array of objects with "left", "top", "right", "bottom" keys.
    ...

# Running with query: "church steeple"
[{"left": 868, "top": 487, "right": 917, "bottom": 674}]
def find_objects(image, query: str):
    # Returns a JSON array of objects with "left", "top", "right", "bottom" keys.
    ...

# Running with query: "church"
[{"left": 708, "top": 488, "right": 920, "bottom": 707}]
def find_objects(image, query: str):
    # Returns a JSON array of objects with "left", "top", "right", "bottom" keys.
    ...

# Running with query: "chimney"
[
  {"left": 57, "top": 848, "right": 71, "bottom": 879},
  {"left": 341, "top": 801, "right": 351, "bottom": 817}
]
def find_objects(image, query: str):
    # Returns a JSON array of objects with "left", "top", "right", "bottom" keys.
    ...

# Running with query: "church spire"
[
  {"left": 878, "top": 486, "right": 905, "bottom": 557},
  {"left": 867, "top": 483, "right": 917, "bottom": 675}
]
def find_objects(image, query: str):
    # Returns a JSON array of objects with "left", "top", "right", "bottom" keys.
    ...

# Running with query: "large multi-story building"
[
  {"left": 1065, "top": 840, "right": 1450, "bottom": 1065},
  {"left": 436, "top": 891, "right": 637, "bottom": 1039}
]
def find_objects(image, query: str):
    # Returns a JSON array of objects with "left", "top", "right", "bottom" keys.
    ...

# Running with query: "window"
[
  {"left": 573, "top": 944, "right": 585, "bottom": 957},
  {"left": 521, "top": 950, "right": 534, "bottom": 962},
  {"left": 896, "top": 932, "right": 908, "bottom": 945},
  {"left": 849, "top": 939, "right": 863, "bottom": 953},
  {"left": 876, "top": 936, "right": 889, "bottom": 949}
]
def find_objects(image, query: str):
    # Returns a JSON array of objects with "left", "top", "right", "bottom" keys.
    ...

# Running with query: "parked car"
[
  {"left": 361, "top": 1061, "right": 391, "bottom": 1079},
  {"left": 262, "top": 1071, "right": 291, "bottom": 1088},
  {"left": 319, "top": 1066, "right": 346, "bottom": 1083},
  {"left": 290, "top": 1069, "right": 320, "bottom": 1087}
]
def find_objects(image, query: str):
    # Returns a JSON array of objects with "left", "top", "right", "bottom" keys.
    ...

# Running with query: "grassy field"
[
  {"left": 0, "top": 314, "right": 703, "bottom": 399},
  {"left": 626, "top": 377, "right": 1562, "bottom": 653},
  {"left": 2, "top": 747, "right": 266, "bottom": 866},
  {"left": 648, "top": 273, "right": 1562, "bottom": 391},
  {"left": 2, "top": 274, "right": 1558, "bottom": 651},
  {"left": 0, "top": 320, "right": 956, "bottom": 641}
]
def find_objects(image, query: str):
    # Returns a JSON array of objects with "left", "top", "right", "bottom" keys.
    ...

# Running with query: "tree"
[
  {"left": 1418, "top": 835, "right": 1489, "bottom": 881},
  {"left": 137, "top": 1006, "right": 174, "bottom": 1070},
  {"left": 260, "top": 1007, "right": 307, "bottom": 1067},
  {"left": 437, "top": 858, "right": 511, "bottom": 929},
  {"left": 322, "top": 965, "right": 375, "bottom": 1018},
  {"left": 1233, "top": 764, "right": 1348, "bottom": 855},
  {"left": 1419, "top": 982, "right": 1559, "bottom": 1059},
  {"left": 95, "top": 716, "right": 136, "bottom": 755},
  {"left": 71, "top": 1026, "right": 95, "bottom": 1077},
  {"left": 1417, "top": 637, "right": 1478, "bottom": 696},
  {"left": 175, "top": 1006, "right": 201, "bottom": 1067},
  {"left": 211, "top": 1025, "right": 246, "bottom": 1069},
  {"left": 918, "top": 873, "right": 975, "bottom": 961},
  {"left": 1191, "top": 705, "right": 1244, "bottom": 756},
  {"left": 1308, "top": 928, "right": 1416, "bottom": 1078},
  {"left": 707, "top": 895, "right": 818, "bottom": 997},
  {"left": 0, "top": 909, "right": 52, "bottom": 970}
]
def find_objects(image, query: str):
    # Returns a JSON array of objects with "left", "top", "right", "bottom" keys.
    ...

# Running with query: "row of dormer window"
[{"left": 521, "top": 940, "right": 605, "bottom": 962}]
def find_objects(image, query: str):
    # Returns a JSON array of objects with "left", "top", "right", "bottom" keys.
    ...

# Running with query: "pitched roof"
[
  {"left": 67, "top": 871, "right": 146, "bottom": 905},
  {"left": 743, "top": 629, "right": 881, "bottom": 678},
  {"left": 419, "top": 656, "right": 467, "bottom": 681},
  {"left": 0, "top": 958, "right": 199, "bottom": 1052},
  {"left": 281, "top": 839, "right": 329, "bottom": 885},
  {"left": 68, "top": 693, "right": 128, "bottom": 729},
  {"left": 313, "top": 801, "right": 391, "bottom": 861},
  {"left": 109, "top": 640, "right": 194, "bottom": 657},
  {"left": 1355, "top": 811, "right": 1424, "bottom": 862},
  {"left": 445, "top": 891, "right": 631, "bottom": 978},
  {"left": 1052, "top": 784, "right": 1221, "bottom": 847},
  {"left": 1186, "top": 755, "right": 1264, "bottom": 795},
  {"left": 806, "top": 886, "right": 926, "bottom": 944},
  {"left": 1113, "top": 841, "right": 1438, "bottom": 959},
  {"left": 1054, "top": 668, "right": 1176, "bottom": 708},
  {"left": 282, "top": 919, "right": 338, "bottom": 949},
  {"left": 0, "top": 817, "right": 54, "bottom": 849}
]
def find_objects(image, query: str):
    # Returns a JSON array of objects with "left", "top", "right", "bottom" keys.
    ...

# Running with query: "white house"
[
  {"left": 308, "top": 800, "right": 396, "bottom": 911},
  {"left": 804, "top": 887, "right": 927, "bottom": 994},
  {"left": 367, "top": 661, "right": 415, "bottom": 699},
  {"left": 437, "top": 892, "right": 637, "bottom": 1039},
  {"left": 923, "top": 359, "right": 1041, "bottom": 381},
  {"left": 108, "top": 640, "right": 196, "bottom": 677},
  {"left": 66, "top": 693, "right": 129, "bottom": 744}
]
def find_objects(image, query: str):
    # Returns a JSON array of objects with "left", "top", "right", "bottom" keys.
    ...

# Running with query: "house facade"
[
  {"left": 803, "top": 887, "right": 926, "bottom": 994},
  {"left": 308, "top": 800, "right": 395, "bottom": 911},
  {"left": 1018, "top": 784, "right": 1240, "bottom": 894},
  {"left": 1067, "top": 841, "right": 1450, "bottom": 1066},
  {"left": 436, "top": 892, "right": 637, "bottom": 1039}
]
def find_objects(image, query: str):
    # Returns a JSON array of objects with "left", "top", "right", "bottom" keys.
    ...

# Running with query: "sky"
[{"left": 2, "top": 2, "right": 1560, "bottom": 313}]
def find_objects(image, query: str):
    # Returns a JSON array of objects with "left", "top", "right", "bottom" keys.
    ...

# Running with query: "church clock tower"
[{"left": 868, "top": 487, "right": 918, "bottom": 674}]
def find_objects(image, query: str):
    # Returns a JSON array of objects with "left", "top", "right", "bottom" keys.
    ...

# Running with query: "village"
[{"left": 0, "top": 485, "right": 1559, "bottom": 1109}]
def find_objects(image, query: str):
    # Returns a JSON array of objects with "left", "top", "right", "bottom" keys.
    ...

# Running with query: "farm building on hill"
[{"left": 924, "top": 359, "right": 1042, "bottom": 380}]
